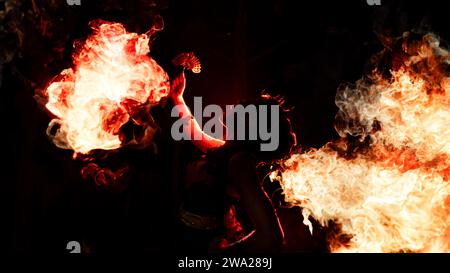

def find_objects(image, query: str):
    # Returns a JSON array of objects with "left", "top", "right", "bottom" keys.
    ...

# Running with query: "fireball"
[
  {"left": 271, "top": 33, "right": 450, "bottom": 253},
  {"left": 44, "top": 20, "right": 170, "bottom": 156}
]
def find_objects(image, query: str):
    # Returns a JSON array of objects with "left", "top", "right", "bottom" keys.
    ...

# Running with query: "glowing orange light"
[
  {"left": 44, "top": 20, "right": 169, "bottom": 156},
  {"left": 271, "top": 34, "right": 450, "bottom": 253}
]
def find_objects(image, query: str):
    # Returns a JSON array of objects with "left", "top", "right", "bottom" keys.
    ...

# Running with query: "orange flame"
[
  {"left": 44, "top": 20, "right": 169, "bottom": 156},
  {"left": 271, "top": 33, "right": 450, "bottom": 252}
]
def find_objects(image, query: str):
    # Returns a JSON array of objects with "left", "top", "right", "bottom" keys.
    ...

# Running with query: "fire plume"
[
  {"left": 44, "top": 20, "right": 169, "bottom": 156},
  {"left": 271, "top": 33, "right": 450, "bottom": 252}
]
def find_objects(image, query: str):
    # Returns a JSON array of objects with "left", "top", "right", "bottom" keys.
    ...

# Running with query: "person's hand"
[{"left": 170, "top": 70, "right": 186, "bottom": 102}]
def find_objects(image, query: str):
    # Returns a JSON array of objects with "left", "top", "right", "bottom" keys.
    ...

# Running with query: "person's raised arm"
[{"left": 170, "top": 70, "right": 225, "bottom": 153}]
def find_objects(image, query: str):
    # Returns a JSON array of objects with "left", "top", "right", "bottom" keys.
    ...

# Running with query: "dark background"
[{"left": 3, "top": 0, "right": 450, "bottom": 254}]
